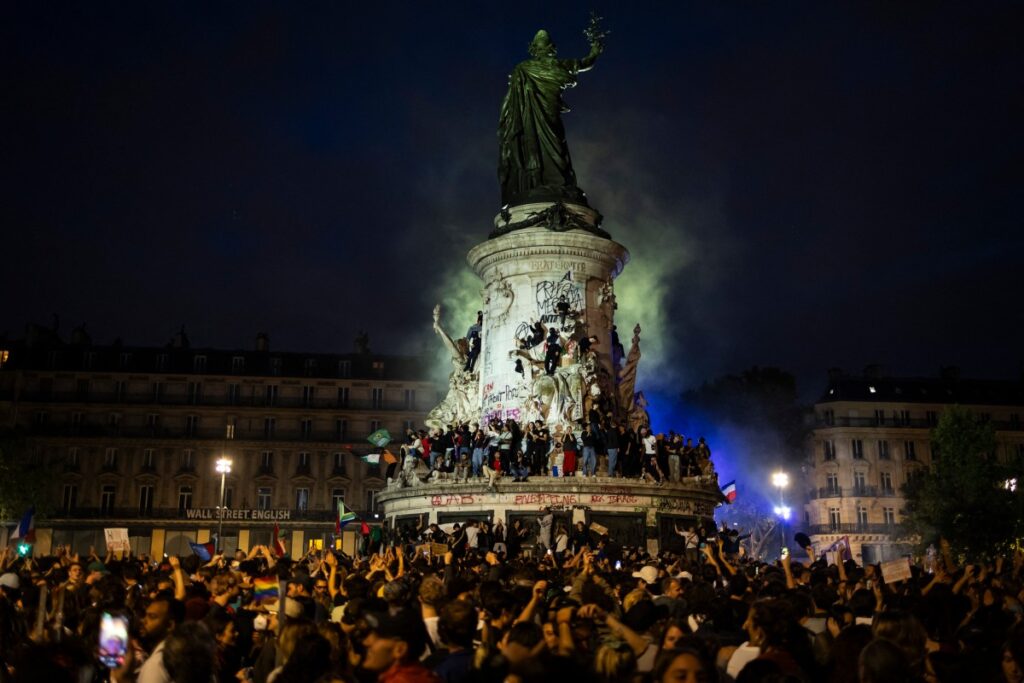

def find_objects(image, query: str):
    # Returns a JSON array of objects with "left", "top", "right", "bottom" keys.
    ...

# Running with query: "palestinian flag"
[
  {"left": 272, "top": 522, "right": 286, "bottom": 558},
  {"left": 336, "top": 501, "right": 358, "bottom": 534}
]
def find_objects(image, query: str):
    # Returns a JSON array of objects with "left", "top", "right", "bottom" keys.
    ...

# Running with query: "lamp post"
[
  {"left": 771, "top": 471, "right": 790, "bottom": 556},
  {"left": 215, "top": 457, "right": 232, "bottom": 553}
]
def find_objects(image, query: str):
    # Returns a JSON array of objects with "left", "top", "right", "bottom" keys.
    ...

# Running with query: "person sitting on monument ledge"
[
  {"left": 453, "top": 452, "right": 470, "bottom": 482},
  {"left": 511, "top": 449, "right": 530, "bottom": 482},
  {"left": 482, "top": 452, "right": 503, "bottom": 492},
  {"left": 520, "top": 320, "right": 546, "bottom": 350}
]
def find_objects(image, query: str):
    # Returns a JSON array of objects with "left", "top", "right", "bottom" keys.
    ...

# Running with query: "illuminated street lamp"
[
  {"left": 772, "top": 470, "right": 790, "bottom": 556},
  {"left": 215, "top": 457, "right": 232, "bottom": 553}
]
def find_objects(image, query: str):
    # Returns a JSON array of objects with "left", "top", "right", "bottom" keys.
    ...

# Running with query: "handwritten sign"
[
  {"left": 104, "top": 528, "right": 130, "bottom": 552},
  {"left": 880, "top": 557, "right": 913, "bottom": 584}
]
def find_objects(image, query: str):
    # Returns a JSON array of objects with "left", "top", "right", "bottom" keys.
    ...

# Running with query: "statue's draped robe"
[{"left": 498, "top": 57, "right": 586, "bottom": 207}]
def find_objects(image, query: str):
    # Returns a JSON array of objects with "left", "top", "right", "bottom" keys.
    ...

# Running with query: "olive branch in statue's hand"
[{"left": 584, "top": 11, "right": 609, "bottom": 48}]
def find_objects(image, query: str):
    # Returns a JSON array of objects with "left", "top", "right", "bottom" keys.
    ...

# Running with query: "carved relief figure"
[{"left": 425, "top": 304, "right": 479, "bottom": 430}]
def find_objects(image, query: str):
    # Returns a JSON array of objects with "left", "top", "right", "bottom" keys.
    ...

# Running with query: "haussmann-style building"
[
  {"left": 0, "top": 324, "right": 434, "bottom": 558},
  {"left": 802, "top": 366, "right": 1024, "bottom": 564}
]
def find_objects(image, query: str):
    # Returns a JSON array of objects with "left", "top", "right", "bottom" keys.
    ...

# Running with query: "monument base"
[{"left": 379, "top": 477, "right": 722, "bottom": 555}]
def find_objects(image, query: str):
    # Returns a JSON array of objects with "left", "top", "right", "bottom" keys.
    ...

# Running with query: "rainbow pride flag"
[{"left": 253, "top": 576, "right": 279, "bottom": 604}]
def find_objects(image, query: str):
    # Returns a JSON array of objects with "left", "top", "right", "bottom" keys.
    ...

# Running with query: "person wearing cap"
[
  {"left": 632, "top": 565, "right": 660, "bottom": 590},
  {"left": 361, "top": 608, "right": 440, "bottom": 682}
]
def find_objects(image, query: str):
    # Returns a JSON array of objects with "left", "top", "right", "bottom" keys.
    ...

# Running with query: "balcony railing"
[
  {"left": 14, "top": 391, "right": 424, "bottom": 412},
  {"left": 807, "top": 523, "right": 899, "bottom": 535},
  {"left": 808, "top": 486, "right": 901, "bottom": 499},
  {"left": 25, "top": 424, "right": 381, "bottom": 444},
  {"left": 47, "top": 506, "right": 344, "bottom": 522}
]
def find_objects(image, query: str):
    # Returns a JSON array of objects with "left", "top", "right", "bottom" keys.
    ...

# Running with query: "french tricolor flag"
[
  {"left": 721, "top": 481, "right": 737, "bottom": 504},
  {"left": 11, "top": 506, "right": 35, "bottom": 543}
]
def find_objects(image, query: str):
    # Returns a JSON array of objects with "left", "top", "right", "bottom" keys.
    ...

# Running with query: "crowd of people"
[
  {"left": 2, "top": 524, "right": 1023, "bottom": 683},
  {"left": 393, "top": 418, "right": 716, "bottom": 489}
]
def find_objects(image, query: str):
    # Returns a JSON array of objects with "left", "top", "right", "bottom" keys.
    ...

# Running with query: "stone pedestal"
[
  {"left": 378, "top": 476, "right": 721, "bottom": 555},
  {"left": 465, "top": 208, "right": 629, "bottom": 429}
]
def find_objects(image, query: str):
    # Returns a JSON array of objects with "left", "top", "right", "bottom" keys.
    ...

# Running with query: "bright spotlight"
[{"left": 771, "top": 472, "right": 789, "bottom": 489}]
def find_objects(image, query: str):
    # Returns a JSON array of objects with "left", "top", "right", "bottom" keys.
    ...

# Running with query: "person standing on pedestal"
[
  {"left": 537, "top": 508, "right": 554, "bottom": 554},
  {"left": 562, "top": 429, "right": 578, "bottom": 477},
  {"left": 580, "top": 424, "right": 597, "bottom": 477},
  {"left": 471, "top": 428, "right": 487, "bottom": 479},
  {"left": 667, "top": 433, "right": 682, "bottom": 483},
  {"left": 544, "top": 328, "right": 562, "bottom": 376},
  {"left": 605, "top": 422, "right": 620, "bottom": 477}
]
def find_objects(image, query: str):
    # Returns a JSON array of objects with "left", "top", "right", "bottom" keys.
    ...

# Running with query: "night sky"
[{"left": 5, "top": 1, "right": 1023, "bottom": 415}]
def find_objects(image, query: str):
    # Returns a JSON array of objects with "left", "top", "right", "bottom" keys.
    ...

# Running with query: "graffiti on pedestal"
[
  {"left": 536, "top": 272, "right": 582, "bottom": 327},
  {"left": 482, "top": 381, "right": 522, "bottom": 424},
  {"left": 431, "top": 494, "right": 477, "bottom": 507}
]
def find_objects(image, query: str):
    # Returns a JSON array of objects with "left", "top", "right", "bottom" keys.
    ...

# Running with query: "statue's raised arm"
[
  {"left": 497, "top": 14, "right": 608, "bottom": 208},
  {"left": 577, "top": 11, "right": 608, "bottom": 72},
  {"left": 432, "top": 304, "right": 465, "bottom": 365}
]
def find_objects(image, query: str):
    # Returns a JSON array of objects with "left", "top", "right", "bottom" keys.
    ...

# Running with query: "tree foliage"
[
  {"left": 0, "top": 432, "right": 46, "bottom": 522},
  {"left": 901, "top": 406, "right": 1023, "bottom": 559}
]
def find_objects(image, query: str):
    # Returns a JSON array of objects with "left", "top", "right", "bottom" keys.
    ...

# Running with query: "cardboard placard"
[
  {"left": 104, "top": 528, "right": 130, "bottom": 552},
  {"left": 880, "top": 557, "right": 913, "bottom": 584},
  {"left": 590, "top": 522, "right": 609, "bottom": 536},
  {"left": 415, "top": 542, "right": 451, "bottom": 558}
]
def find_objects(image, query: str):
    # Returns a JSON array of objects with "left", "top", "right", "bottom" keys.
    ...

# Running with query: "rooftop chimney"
[
  {"left": 255, "top": 332, "right": 269, "bottom": 352},
  {"left": 863, "top": 364, "right": 884, "bottom": 379}
]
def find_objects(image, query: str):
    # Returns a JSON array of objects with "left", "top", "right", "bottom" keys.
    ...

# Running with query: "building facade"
[
  {"left": 0, "top": 329, "right": 433, "bottom": 557},
  {"left": 802, "top": 368, "right": 1024, "bottom": 564}
]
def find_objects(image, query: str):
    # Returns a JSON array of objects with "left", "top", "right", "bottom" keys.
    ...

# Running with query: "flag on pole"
[
  {"left": 189, "top": 541, "right": 215, "bottom": 562},
  {"left": 272, "top": 522, "right": 286, "bottom": 558},
  {"left": 361, "top": 453, "right": 381, "bottom": 465},
  {"left": 10, "top": 507, "right": 35, "bottom": 543},
  {"left": 825, "top": 535, "right": 852, "bottom": 561},
  {"left": 336, "top": 501, "right": 358, "bottom": 534},
  {"left": 382, "top": 449, "right": 398, "bottom": 465},
  {"left": 367, "top": 428, "right": 392, "bottom": 448},
  {"left": 720, "top": 480, "right": 737, "bottom": 504}
]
